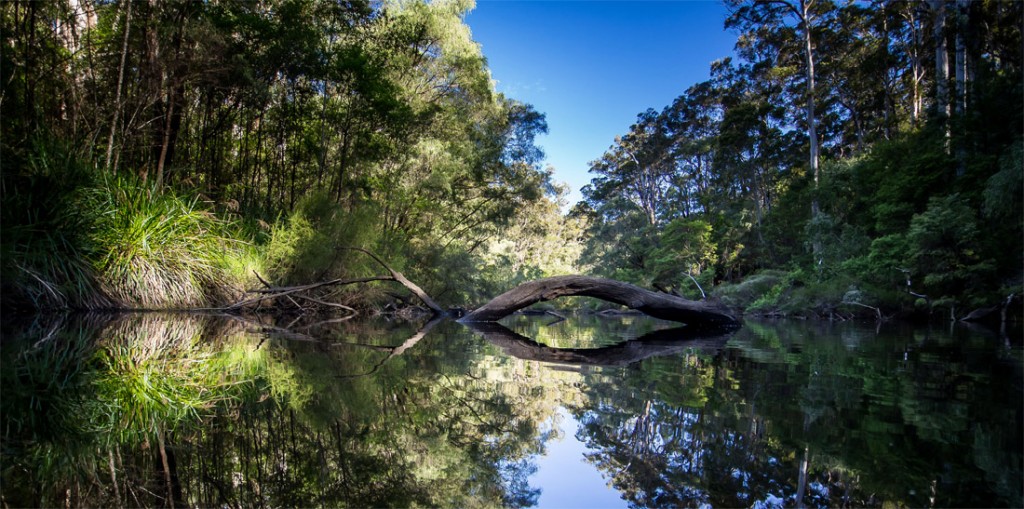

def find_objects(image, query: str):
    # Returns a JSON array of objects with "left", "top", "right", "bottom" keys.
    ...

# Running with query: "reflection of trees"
[
  {"left": 2, "top": 315, "right": 1019, "bottom": 508},
  {"left": 466, "top": 321, "right": 732, "bottom": 366},
  {"left": 569, "top": 319, "right": 1023, "bottom": 508},
  {"left": 1, "top": 315, "right": 555, "bottom": 508}
]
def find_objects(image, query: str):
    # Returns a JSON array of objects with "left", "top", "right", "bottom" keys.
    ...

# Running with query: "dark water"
[{"left": 1, "top": 313, "right": 1021, "bottom": 508}]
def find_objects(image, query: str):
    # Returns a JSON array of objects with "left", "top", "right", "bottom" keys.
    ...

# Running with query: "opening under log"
[{"left": 459, "top": 275, "right": 740, "bottom": 328}]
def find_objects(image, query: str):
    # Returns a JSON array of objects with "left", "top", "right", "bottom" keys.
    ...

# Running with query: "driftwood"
[
  {"left": 339, "top": 248, "right": 443, "bottom": 314},
  {"left": 465, "top": 321, "right": 733, "bottom": 367},
  {"left": 223, "top": 248, "right": 444, "bottom": 315},
  {"left": 460, "top": 275, "right": 739, "bottom": 328}
]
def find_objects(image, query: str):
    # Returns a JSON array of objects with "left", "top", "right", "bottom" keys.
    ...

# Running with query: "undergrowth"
[
  {"left": 85, "top": 174, "right": 253, "bottom": 308},
  {"left": 1, "top": 139, "right": 258, "bottom": 310}
]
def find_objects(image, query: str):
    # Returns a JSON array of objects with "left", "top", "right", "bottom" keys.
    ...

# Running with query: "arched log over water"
[{"left": 459, "top": 275, "right": 740, "bottom": 328}]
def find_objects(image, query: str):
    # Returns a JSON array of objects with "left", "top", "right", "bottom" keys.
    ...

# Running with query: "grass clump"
[
  {"left": 1, "top": 139, "right": 109, "bottom": 309},
  {"left": 713, "top": 270, "right": 789, "bottom": 309},
  {"left": 1, "top": 139, "right": 257, "bottom": 310},
  {"left": 86, "top": 175, "right": 248, "bottom": 308}
]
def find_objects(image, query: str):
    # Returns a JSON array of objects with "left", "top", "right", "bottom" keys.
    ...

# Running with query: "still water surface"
[{"left": 1, "top": 313, "right": 1021, "bottom": 507}]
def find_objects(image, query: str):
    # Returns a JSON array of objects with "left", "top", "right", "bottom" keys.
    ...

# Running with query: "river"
[{"left": 1, "top": 312, "right": 1021, "bottom": 507}]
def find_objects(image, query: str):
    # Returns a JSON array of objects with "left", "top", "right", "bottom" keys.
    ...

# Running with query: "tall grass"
[
  {"left": 0, "top": 139, "right": 111, "bottom": 309},
  {"left": 86, "top": 174, "right": 251, "bottom": 308},
  {"left": 1, "top": 138, "right": 259, "bottom": 310}
]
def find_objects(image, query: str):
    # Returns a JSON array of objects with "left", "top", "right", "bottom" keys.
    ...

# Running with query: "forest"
[{"left": 2, "top": 0, "right": 1022, "bottom": 321}]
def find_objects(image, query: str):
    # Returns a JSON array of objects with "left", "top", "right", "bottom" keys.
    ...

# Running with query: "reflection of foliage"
[
  {"left": 0, "top": 316, "right": 553, "bottom": 508},
  {"left": 569, "top": 319, "right": 1023, "bottom": 508},
  {"left": 1, "top": 314, "right": 260, "bottom": 507},
  {"left": 2, "top": 315, "right": 1020, "bottom": 508},
  {"left": 500, "top": 313, "right": 679, "bottom": 349}
]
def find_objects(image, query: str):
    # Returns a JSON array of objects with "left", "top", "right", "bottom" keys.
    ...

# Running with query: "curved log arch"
[{"left": 459, "top": 275, "right": 739, "bottom": 328}]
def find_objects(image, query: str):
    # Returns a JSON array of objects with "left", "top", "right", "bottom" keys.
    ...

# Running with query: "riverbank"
[
  {"left": 2, "top": 144, "right": 1018, "bottom": 326},
  {"left": 713, "top": 268, "right": 1022, "bottom": 327}
]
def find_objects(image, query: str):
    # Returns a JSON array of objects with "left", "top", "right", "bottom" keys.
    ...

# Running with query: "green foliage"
[
  {"left": 3, "top": 0, "right": 559, "bottom": 311},
  {"left": 4, "top": 0, "right": 1021, "bottom": 315},
  {"left": 87, "top": 175, "right": 248, "bottom": 308},
  {"left": 575, "top": 1, "right": 1021, "bottom": 316},
  {"left": 0, "top": 139, "right": 107, "bottom": 309},
  {"left": 1, "top": 139, "right": 258, "bottom": 310},
  {"left": 713, "top": 269, "right": 788, "bottom": 309},
  {"left": 263, "top": 191, "right": 383, "bottom": 285},
  {"left": 648, "top": 218, "right": 717, "bottom": 289},
  {"left": 854, "top": 129, "right": 955, "bottom": 237},
  {"left": 983, "top": 140, "right": 1023, "bottom": 221},
  {"left": 906, "top": 195, "right": 997, "bottom": 305}
]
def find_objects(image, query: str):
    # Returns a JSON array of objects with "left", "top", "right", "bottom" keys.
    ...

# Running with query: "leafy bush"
[
  {"left": 906, "top": 194, "right": 998, "bottom": 307},
  {"left": 262, "top": 192, "right": 383, "bottom": 286}
]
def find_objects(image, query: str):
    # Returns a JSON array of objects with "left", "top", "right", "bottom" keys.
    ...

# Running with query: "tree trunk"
[
  {"left": 953, "top": 0, "right": 969, "bottom": 176},
  {"left": 904, "top": 3, "right": 925, "bottom": 125},
  {"left": 931, "top": 0, "right": 950, "bottom": 121},
  {"left": 802, "top": 0, "right": 819, "bottom": 193},
  {"left": 105, "top": 0, "right": 132, "bottom": 170},
  {"left": 460, "top": 275, "right": 739, "bottom": 327},
  {"left": 796, "top": 0, "right": 823, "bottom": 262},
  {"left": 953, "top": 0, "right": 967, "bottom": 117}
]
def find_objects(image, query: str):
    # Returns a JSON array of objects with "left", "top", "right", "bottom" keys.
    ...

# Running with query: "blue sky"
[{"left": 464, "top": 1, "right": 738, "bottom": 206}]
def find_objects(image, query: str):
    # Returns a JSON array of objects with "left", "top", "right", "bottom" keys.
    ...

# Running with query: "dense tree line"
[
  {"left": 1, "top": 0, "right": 564, "bottom": 309},
  {"left": 2, "top": 0, "right": 1020, "bottom": 315},
  {"left": 575, "top": 0, "right": 1022, "bottom": 317}
]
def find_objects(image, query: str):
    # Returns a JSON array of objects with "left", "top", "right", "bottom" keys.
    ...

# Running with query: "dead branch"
[
  {"left": 339, "top": 247, "right": 445, "bottom": 314},
  {"left": 224, "top": 276, "right": 393, "bottom": 311},
  {"left": 222, "top": 248, "right": 444, "bottom": 315},
  {"left": 844, "top": 300, "right": 883, "bottom": 320}
]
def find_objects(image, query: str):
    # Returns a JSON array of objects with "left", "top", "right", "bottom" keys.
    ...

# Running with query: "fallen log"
[{"left": 460, "top": 275, "right": 739, "bottom": 328}]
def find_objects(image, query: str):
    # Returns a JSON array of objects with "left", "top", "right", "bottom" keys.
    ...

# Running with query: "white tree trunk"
[{"left": 104, "top": 0, "right": 132, "bottom": 170}]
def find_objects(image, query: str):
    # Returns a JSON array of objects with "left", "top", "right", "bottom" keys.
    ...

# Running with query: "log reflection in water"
[{"left": 464, "top": 321, "right": 736, "bottom": 366}]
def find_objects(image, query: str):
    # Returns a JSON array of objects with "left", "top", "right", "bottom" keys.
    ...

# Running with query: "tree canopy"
[{"left": 575, "top": 0, "right": 1022, "bottom": 316}]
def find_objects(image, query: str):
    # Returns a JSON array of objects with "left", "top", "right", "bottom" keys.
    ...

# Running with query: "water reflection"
[
  {"left": 1, "top": 314, "right": 1021, "bottom": 508},
  {"left": 465, "top": 320, "right": 733, "bottom": 366}
]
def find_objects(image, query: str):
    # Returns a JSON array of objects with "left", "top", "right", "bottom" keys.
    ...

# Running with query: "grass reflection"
[
  {"left": 1, "top": 314, "right": 1020, "bottom": 508},
  {"left": 1, "top": 314, "right": 262, "bottom": 507},
  {"left": 1, "top": 314, "right": 558, "bottom": 508}
]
